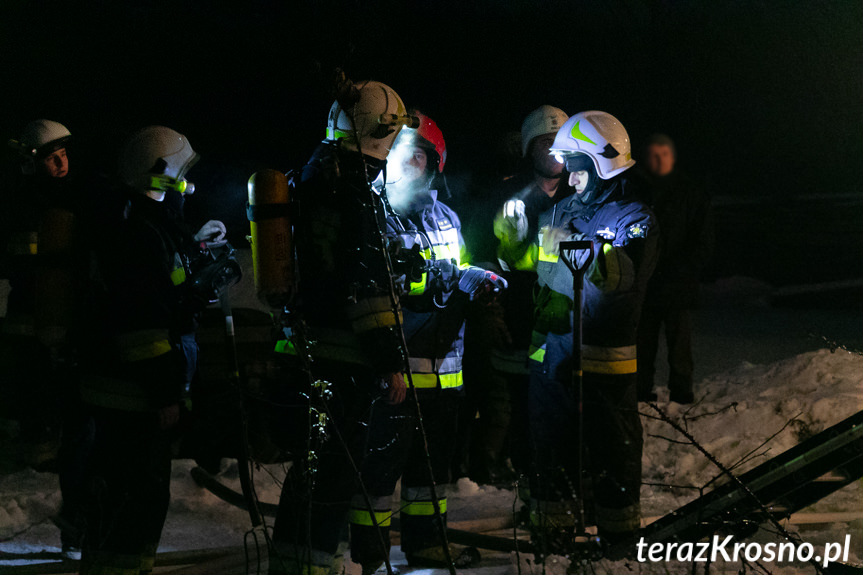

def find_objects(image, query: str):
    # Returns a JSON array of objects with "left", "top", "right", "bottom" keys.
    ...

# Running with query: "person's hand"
[
  {"left": 458, "top": 268, "right": 508, "bottom": 302},
  {"left": 560, "top": 233, "right": 594, "bottom": 269},
  {"left": 493, "top": 199, "right": 528, "bottom": 244},
  {"left": 384, "top": 372, "right": 407, "bottom": 405},
  {"left": 158, "top": 404, "right": 180, "bottom": 430},
  {"left": 194, "top": 220, "right": 227, "bottom": 248},
  {"left": 540, "top": 226, "right": 571, "bottom": 257}
]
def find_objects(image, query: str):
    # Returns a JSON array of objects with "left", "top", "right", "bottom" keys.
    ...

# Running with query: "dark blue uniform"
[{"left": 523, "top": 175, "right": 658, "bottom": 545}]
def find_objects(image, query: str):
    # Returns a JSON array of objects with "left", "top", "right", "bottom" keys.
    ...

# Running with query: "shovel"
[{"left": 558, "top": 239, "right": 597, "bottom": 548}]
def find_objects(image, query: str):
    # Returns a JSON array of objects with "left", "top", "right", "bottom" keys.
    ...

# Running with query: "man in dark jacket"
[
  {"left": 636, "top": 133, "right": 713, "bottom": 404},
  {"left": 502, "top": 111, "right": 658, "bottom": 556}
]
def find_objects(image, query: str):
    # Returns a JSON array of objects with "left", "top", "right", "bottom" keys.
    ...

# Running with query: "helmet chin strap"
[{"left": 576, "top": 178, "right": 620, "bottom": 222}]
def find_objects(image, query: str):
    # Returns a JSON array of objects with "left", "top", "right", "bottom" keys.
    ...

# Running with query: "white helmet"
[
  {"left": 521, "top": 105, "right": 568, "bottom": 157},
  {"left": 325, "top": 80, "right": 408, "bottom": 161},
  {"left": 7, "top": 119, "right": 72, "bottom": 174},
  {"left": 549, "top": 110, "right": 635, "bottom": 179},
  {"left": 117, "top": 126, "right": 198, "bottom": 193}
]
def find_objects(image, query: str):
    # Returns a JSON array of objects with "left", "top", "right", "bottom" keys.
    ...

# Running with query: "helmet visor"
[{"left": 563, "top": 153, "right": 593, "bottom": 173}]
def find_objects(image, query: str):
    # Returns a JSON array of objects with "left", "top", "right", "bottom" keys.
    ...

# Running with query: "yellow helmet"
[{"left": 325, "top": 80, "right": 408, "bottom": 161}]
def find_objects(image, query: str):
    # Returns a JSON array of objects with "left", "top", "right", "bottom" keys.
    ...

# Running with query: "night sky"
[{"left": 3, "top": 1, "right": 862, "bottom": 282}]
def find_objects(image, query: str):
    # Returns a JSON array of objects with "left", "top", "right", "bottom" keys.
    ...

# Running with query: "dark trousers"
[
  {"left": 57, "top": 401, "right": 95, "bottom": 549},
  {"left": 350, "top": 390, "right": 461, "bottom": 566},
  {"left": 458, "top": 357, "right": 514, "bottom": 481},
  {"left": 269, "top": 361, "right": 378, "bottom": 574},
  {"left": 81, "top": 407, "right": 173, "bottom": 573},
  {"left": 637, "top": 304, "right": 694, "bottom": 397},
  {"left": 527, "top": 331, "right": 642, "bottom": 533}
]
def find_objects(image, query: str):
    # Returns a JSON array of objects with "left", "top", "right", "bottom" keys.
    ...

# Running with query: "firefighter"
[
  {"left": 347, "top": 111, "right": 504, "bottom": 573},
  {"left": 2, "top": 119, "right": 76, "bottom": 462},
  {"left": 77, "top": 126, "right": 226, "bottom": 575},
  {"left": 471, "top": 105, "right": 572, "bottom": 483},
  {"left": 266, "top": 80, "right": 414, "bottom": 575},
  {"left": 2, "top": 119, "right": 95, "bottom": 552},
  {"left": 501, "top": 111, "right": 658, "bottom": 555}
]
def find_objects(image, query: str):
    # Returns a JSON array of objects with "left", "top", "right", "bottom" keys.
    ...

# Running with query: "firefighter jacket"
[
  {"left": 290, "top": 142, "right": 405, "bottom": 378},
  {"left": 81, "top": 190, "right": 202, "bottom": 411},
  {"left": 385, "top": 188, "right": 470, "bottom": 392},
  {"left": 493, "top": 173, "right": 573, "bottom": 353},
  {"left": 520, "top": 175, "right": 659, "bottom": 374}
]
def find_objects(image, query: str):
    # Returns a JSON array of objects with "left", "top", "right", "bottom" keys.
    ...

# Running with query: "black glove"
[{"left": 458, "top": 267, "right": 508, "bottom": 301}]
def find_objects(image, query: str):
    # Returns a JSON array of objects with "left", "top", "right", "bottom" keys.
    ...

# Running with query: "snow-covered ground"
[{"left": 2, "top": 277, "right": 863, "bottom": 574}]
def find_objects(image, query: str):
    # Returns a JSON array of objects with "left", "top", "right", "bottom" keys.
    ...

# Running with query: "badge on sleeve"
[{"left": 626, "top": 223, "right": 647, "bottom": 239}]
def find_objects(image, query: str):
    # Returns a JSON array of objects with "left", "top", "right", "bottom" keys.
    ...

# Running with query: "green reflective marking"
[{"left": 570, "top": 120, "right": 596, "bottom": 145}]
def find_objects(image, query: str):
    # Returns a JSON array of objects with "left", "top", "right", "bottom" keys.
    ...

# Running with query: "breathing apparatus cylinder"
[{"left": 247, "top": 169, "right": 294, "bottom": 308}]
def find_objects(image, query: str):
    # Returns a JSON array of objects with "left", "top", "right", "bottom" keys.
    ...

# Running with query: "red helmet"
[{"left": 409, "top": 110, "right": 447, "bottom": 172}]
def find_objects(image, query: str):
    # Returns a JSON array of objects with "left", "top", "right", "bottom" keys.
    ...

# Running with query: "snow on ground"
[{"left": 2, "top": 278, "right": 863, "bottom": 574}]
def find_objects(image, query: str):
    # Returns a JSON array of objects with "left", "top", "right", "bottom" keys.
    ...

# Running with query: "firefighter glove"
[
  {"left": 494, "top": 199, "right": 528, "bottom": 245},
  {"left": 458, "top": 267, "right": 508, "bottom": 301},
  {"left": 194, "top": 220, "right": 227, "bottom": 248}
]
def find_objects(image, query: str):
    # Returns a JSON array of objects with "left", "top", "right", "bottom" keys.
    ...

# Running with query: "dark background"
[{"left": 3, "top": 0, "right": 862, "bottom": 288}]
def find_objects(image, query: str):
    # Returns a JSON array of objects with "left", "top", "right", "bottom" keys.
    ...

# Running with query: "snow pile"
[{"left": 642, "top": 347, "right": 863, "bottom": 517}]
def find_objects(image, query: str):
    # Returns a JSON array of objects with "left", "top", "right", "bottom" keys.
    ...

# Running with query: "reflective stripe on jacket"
[{"left": 387, "top": 192, "right": 467, "bottom": 392}]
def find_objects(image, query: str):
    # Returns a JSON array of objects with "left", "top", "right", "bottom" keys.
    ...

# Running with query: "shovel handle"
[{"left": 559, "top": 239, "right": 595, "bottom": 276}]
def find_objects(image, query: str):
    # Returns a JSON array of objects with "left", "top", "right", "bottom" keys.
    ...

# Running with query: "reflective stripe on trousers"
[
  {"left": 529, "top": 343, "right": 637, "bottom": 375},
  {"left": 401, "top": 485, "right": 448, "bottom": 517},
  {"left": 406, "top": 356, "right": 463, "bottom": 389},
  {"left": 349, "top": 493, "right": 394, "bottom": 527}
]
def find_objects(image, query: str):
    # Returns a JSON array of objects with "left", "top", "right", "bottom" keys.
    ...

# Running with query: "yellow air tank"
[{"left": 247, "top": 169, "right": 294, "bottom": 308}]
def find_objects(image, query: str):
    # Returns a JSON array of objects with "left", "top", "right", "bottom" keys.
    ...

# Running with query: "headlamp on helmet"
[{"left": 148, "top": 174, "right": 195, "bottom": 195}]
